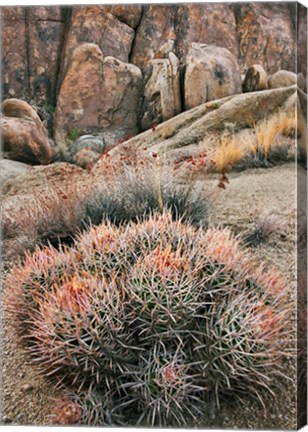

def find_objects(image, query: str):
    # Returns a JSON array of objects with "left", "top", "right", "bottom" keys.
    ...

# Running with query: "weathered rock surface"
[
  {"left": 2, "top": 7, "right": 68, "bottom": 105},
  {"left": 1, "top": 3, "right": 300, "bottom": 148},
  {"left": 184, "top": 44, "right": 242, "bottom": 110},
  {"left": 1, "top": 99, "right": 55, "bottom": 164},
  {"left": 106, "top": 4, "right": 142, "bottom": 28},
  {"left": 2, "top": 8, "right": 29, "bottom": 100},
  {"left": 175, "top": 3, "right": 239, "bottom": 66},
  {"left": 60, "top": 6, "right": 135, "bottom": 80},
  {"left": 233, "top": 3, "right": 296, "bottom": 74},
  {"left": 109, "top": 85, "right": 297, "bottom": 158},
  {"left": 27, "top": 7, "right": 68, "bottom": 108},
  {"left": 267, "top": 70, "right": 297, "bottom": 89},
  {"left": 54, "top": 44, "right": 142, "bottom": 149},
  {"left": 54, "top": 43, "right": 104, "bottom": 145},
  {"left": 130, "top": 5, "right": 177, "bottom": 76},
  {"left": 0, "top": 159, "right": 30, "bottom": 185},
  {"left": 297, "top": 73, "right": 307, "bottom": 94},
  {"left": 141, "top": 52, "right": 181, "bottom": 131},
  {"left": 100, "top": 56, "right": 142, "bottom": 146}
]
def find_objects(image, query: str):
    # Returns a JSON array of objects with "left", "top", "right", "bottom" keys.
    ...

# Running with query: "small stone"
[
  {"left": 16, "top": 413, "right": 24, "bottom": 422},
  {"left": 2, "top": 415, "right": 12, "bottom": 423},
  {"left": 21, "top": 383, "right": 34, "bottom": 392}
]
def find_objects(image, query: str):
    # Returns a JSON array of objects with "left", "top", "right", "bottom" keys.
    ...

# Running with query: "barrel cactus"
[{"left": 6, "top": 212, "right": 291, "bottom": 426}]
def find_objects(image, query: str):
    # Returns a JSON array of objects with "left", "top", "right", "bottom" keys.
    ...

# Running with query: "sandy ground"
[{"left": 0, "top": 162, "right": 305, "bottom": 428}]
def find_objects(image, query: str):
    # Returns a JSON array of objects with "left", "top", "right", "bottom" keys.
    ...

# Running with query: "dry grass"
[
  {"left": 213, "top": 134, "right": 246, "bottom": 173},
  {"left": 212, "top": 110, "right": 297, "bottom": 173},
  {"left": 254, "top": 110, "right": 296, "bottom": 157}
]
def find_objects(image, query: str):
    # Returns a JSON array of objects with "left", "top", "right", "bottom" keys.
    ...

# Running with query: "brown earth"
[{"left": 0, "top": 162, "right": 303, "bottom": 427}]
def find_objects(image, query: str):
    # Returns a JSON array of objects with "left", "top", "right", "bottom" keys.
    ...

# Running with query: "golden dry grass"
[
  {"left": 213, "top": 134, "right": 246, "bottom": 173},
  {"left": 212, "top": 110, "right": 298, "bottom": 173},
  {"left": 254, "top": 110, "right": 296, "bottom": 157}
]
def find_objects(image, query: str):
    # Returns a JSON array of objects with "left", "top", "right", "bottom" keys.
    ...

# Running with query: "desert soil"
[{"left": 0, "top": 162, "right": 304, "bottom": 428}]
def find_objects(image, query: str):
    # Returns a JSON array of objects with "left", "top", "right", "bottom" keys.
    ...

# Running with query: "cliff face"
[{"left": 1, "top": 3, "right": 305, "bottom": 147}]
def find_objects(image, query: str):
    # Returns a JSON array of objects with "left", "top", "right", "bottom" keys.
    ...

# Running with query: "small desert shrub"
[
  {"left": 85, "top": 150, "right": 209, "bottom": 227},
  {"left": 7, "top": 213, "right": 291, "bottom": 426},
  {"left": 243, "top": 212, "right": 286, "bottom": 247}
]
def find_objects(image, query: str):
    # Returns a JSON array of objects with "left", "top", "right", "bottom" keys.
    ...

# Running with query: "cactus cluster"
[{"left": 6, "top": 212, "right": 291, "bottom": 426}]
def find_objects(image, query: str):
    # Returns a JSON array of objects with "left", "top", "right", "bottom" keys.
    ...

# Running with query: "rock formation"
[
  {"left": 1, "top": 3, "right": 305, "bottom": 159},
  {"left": 184, "top": 44, "right": 242, "bottom": 110},
  {"left": 1, "top": 99, "right": 55, "bottom": 164}
]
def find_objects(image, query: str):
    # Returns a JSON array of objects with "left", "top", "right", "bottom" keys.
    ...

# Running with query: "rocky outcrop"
[
  {"left": 2, "top": 8, "right": 29, "bottom": 100},
  {"left": 54, "top": 44, "right": 142, "bottom": 150},
  {"left": 141, "top": 53, "right": 181, "bottom": 131},
  {"left": 109, "top": 85, "right": 297, "bottom": 158},
  {"left": 233, "top": 3, "right": 296, "bottom": 74},
  {"left": 184, "top": 44, "right": 242, "bottom": 110},
  {"left": 1, "top": 3, "right": 302, "bottom": 153},
  {"left": 106, "top": 4, "right": 142, "bottom": 28},
  {"left": 1, "top": 99, "right": 55, "bottom": 164},
  {"left": 100, "top": 56, "right": 142, "bottom": 145}
]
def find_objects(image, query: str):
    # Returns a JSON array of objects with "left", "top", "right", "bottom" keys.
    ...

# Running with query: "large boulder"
[
  {"left": 242, "top": 64, "right": 268, "bottom": 93},
  {"left": 267, "top": 70, "right": 297, "bottom": 89},
  {"left": 233, "top": 3, "right": 296, "bottom": 74},
  {"left": 53, "top": 44, "right": 104, "bottom": 146},
  {"left": 1, "top": 99, "right": 55, "bottom": 164},
  {"left": 100, "top": 56, "right": 142, "bottom": 146},
  {"left": 0, "top": 159, "right": 30, "bottom": 186},
  {"left": 54, "top": 44, "right": 142, "bottom": 150},
  {"left": 184, "top": 44, "right": 242, "bottom": 110},
  {"left": 141, "top": 52, "right": 181, "bottom": 131}
]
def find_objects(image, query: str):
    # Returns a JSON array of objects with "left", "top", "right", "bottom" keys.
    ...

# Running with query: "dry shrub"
[
  {"left": 213, "top": 134, "right": 246, "bottom": 173},
  {"left": 253, "top": 110, "right": 296, "bottom": 158},
  {"left": 86, "top": 148, "right": 209, "bottom": 227}
]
